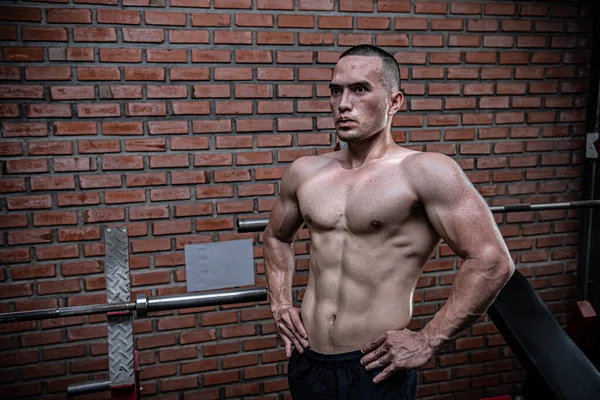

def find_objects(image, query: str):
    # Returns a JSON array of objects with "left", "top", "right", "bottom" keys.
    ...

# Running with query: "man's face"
[{"left": 329, "top": 56, "right": 398, "bottom": 144}]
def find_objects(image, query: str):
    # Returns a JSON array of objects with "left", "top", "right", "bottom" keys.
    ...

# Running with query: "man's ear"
[{"left": 389, "top": 90, "right": 404, "bottom": 115}]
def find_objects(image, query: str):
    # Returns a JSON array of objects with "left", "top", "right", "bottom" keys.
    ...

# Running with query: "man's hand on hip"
[
  {"left": 360, "top": 329, "right": 434, "bottom": 384},
  {"left": 273, "top": 305, "right": 309, "bottom": 357}
]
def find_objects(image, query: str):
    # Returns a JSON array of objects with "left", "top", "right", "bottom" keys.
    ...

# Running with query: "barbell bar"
[
  {"left": 236, "top": 199, "right": 600, "bottom": 233},
  {"left": 0, "top": 287, "right": 268, "bottom": 324}
]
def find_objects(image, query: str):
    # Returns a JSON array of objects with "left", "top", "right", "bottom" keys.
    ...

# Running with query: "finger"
[
  {"left": 373, "top": 365, "right": 395, "bottom": 384},
  {"left": 365, "top": 352, "right": 391, "bottom": 372},
  {"left": 278, "top": 324, "right": 298, "bottom": 345},
  {"left": 282, "top": 334, "right": 293, "bottom": 358},
  {"left": 282, "top": 313, "right": 308, "bottom": 348},
  {"left": 279, "top": 324, "right": 304, "bottom": 353},
  {"left": 290, "top": 310, "right": 308, "bottom": 339},
  {"left": 361, "top": 344, "right": 387, "bottom": 367},
  {"left": 362, "top": 332, "right": 386, "bottom": 354}
]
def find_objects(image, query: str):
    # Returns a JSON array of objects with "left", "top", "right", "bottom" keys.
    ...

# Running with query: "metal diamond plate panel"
[
  {"left": 105, "top": 227, "right": 134, "bottom": 385},
  {"left": 106, "top": 227, "right": 131, "bottom": 304},
  {"left": 108, "top": 317, "right": 134, "bottom": 384}
]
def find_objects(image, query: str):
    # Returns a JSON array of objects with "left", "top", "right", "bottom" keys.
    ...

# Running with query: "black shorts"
[{"left": 287, "top": 348, "right": 418, "bottom": 400}]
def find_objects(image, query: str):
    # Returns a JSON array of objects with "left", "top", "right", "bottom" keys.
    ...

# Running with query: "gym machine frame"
[{"left": 0, "top": 227, "right": 267, "bottom": 399}]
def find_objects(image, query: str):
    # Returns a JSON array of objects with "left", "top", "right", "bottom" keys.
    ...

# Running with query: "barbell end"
[{"left": 136, "top": 293, "right": 148, "bottom": 317}]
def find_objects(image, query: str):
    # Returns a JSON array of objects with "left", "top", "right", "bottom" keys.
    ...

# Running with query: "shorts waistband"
[{"left": 301, "top": 347, "right": 364, "bottom": 364}]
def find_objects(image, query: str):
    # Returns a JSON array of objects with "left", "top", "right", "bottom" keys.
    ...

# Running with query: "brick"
[
  {"left": 413, "top": 35, "right": 443, "bottom": 47},
  {"left": 411, "top": 99, "right": 442, "bottom": 111},
  {"left": 191, "top": 13, "right": 230, "bottom": 26},
  {"left": 480, "top": 67, "right": 511, "bottom": 80},
  {"left": 376, "top": 34, "right": 409, "bottom": 47},
  {"left": 448, "top": 35, "right": 480, "bottom": 48},
  {"left": 0, "top": 6, "right": 41, "bottom": 22},
  {"left": 394, "top": 18, "right": 427, "bottom": 31},
  {"left": 299, "top": 0, "right": 333, "bottom": 10},
  {"left": 258, "top": 0, "right": 293, "bottom": 9},
  {"left": 466, "top": 52, "right": 496, "bottom": 64},
  {"left": 3, "top": 122, "right": 47, "bottom": 137},
  {"left": 170, "top": 30, "right": 209, "bottom": 44},
  {"left": 0, "top": 66, "right": 19, "bottom": 81},
  {"left": 517, "top": 36, "right": 547, "bottom": 48},
  {"left": 73, "top": 27, "right": 116, "bottom": 42},
  {"left": 50, "top": 86, "right": 94, "bottom": 100},
  {"left": 160, "top": 346, "right": 197, "bottom": 362},
  {"left": 180, "top": 359, "right": 219, "bottom": 377},
  {"left": 4, "top": 47, "right": 44, "bottom": 62},
  {"left": 53, "top": 122, "right": 98, "bottom": 135},
  {"left": 468, "top": 19, "right": 498, "bottom": 32},
  {"left": 216, "top": 31, "right": 253, "bottom": 44},
  {"left": 97, "top": 9, "right": 140, "bottom": 24},
  {"left": 77, "top": 66, "right": 120, "bottom": 81},
  {"left": 140, "top": 364, "right": 177, "bottom": 380},
  {"left": 66, "top": 47, "right": 94, "bottom": 61},
  {"left": 354, "top": 16, "right": 389, "bottom": 30},
  {"left": 123, "top": 28, "right": 165, "bottom": 43},
  {"left": 147, "top": 50, "right": 187, "bottom": 63},
  {"left": 47, "top": 8, "right": 91, "bottom": 24},
  {"left": 431, "top": 18, "right": 463, "bottom": 31},
  {"left": 502, "top": 20, "right": 531, "bottom": 32},
  {"left": 38, "top": 279, "right": 80, "bottom": 295},
  {"left": 214, "top": 0, "right": 252, "bottom": 8},
  {"left": 448, "top": 68, "right": 479, "bottom": 79},
  {"left": 145, "top": 11, "right": 186, "bottom": 26},
  {"left": 521, "top": 4, "right": 547, "bottom": 16},
  {"left": 235, "top": 14, "right": 273, "bottom": 27},
  {"left": 23, "top": 26, "right": 68, "bottom": 42}
]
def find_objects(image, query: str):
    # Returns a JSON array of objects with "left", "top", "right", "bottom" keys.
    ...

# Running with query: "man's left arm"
[{"left": 361, "top": 152, "right": 515, "bottom": 383}]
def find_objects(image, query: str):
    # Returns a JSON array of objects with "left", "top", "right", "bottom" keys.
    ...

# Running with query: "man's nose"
[{"left": 338, "top": 90, "right": 352, "bottom": 113}]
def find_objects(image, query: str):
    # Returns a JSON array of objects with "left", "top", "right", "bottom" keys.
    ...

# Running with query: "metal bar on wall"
[
  {"left": 237, "top": 200, "right": 600, "bottom": 233},
  {"left": 0, "top": 287, "right": 269, "bottom": 323},
  {"left": 578, "top": 4, "right": 600, "bottom": 310}
]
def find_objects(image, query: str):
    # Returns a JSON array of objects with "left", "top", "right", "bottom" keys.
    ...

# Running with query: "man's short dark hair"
[{"left": 339, "top": 45, "right": 400, "bottom": 93}]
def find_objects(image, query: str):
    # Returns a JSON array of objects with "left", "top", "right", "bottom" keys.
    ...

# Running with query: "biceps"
[
  {"left": 425, "top": 190, "right": 505, "bottom": 260},
  {"left": 266, "top": 195, "right": 304, "bottom": 244}
]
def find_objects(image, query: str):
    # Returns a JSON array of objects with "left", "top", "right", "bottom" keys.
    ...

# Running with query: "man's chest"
[{"left": 296, "top": 165, "right": 421, "bottom": 234}]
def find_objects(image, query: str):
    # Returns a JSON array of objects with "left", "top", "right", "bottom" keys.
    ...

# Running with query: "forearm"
[
  {"left": 264, "top": 234, "right": 296, "bottom": 312},
  {"left": 421, "top": 255, "right": 514, "bottom": 352}
]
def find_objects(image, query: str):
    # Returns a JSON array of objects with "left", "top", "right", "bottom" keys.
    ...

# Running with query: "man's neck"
[{"left": 343, "top": 131, "right": 398, "bottom": 169}]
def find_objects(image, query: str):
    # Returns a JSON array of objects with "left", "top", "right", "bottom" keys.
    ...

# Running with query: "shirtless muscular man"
[{"left": 264, "top": 45, "right": 515, "bottom": 399}]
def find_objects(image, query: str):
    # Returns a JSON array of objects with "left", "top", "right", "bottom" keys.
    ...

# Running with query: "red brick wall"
[{"left": 0, "top": 0, "right": 593, "bottom": 399}]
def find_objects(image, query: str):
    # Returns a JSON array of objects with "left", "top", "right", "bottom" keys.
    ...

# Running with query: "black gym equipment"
[{"left": 488, "top": 271, "right": 600, "bottom": 400}]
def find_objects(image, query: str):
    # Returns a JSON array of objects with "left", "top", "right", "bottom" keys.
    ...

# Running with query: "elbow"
[
  {"left": 490, "top": 252, "right": 515, "bottom": 284},
  {"left": 264, "top": 225, "right": 294, "bottom": 247},
  {"left": 497, "top": 256, "right": 515, "bottom": 284},
  {"left": 479, "top": 248, "right": 515, "bottom": 284}
]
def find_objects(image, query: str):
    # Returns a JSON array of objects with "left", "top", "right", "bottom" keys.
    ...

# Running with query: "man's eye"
[
  {"left": 355, "top": 87, "right": 367, "bottom": 93},
  {"left": 331, "top": 88, "right": 340, "bottom": 95}
]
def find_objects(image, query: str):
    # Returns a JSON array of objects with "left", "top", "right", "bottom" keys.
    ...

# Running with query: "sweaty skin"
[
  {"left": 294, "top": 150, "right": 438, "bottom": 353},
  {"left": 264, "top": 55, "right": 513, "bottom": 363}
]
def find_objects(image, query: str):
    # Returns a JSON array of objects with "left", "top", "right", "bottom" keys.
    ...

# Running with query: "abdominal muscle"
[{"left": 300, "top": 234, "right": 427, "bottom": 354}]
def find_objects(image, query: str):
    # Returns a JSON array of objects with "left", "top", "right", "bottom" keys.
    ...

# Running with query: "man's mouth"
[{"left": 337, "top": 119, "right": 356, "bottom": 127}]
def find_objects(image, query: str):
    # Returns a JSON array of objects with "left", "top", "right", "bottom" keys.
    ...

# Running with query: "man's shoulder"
[
  {"left": 284, "top": 153, "right": 337, "bottom": 186},
  {"left": 402, "top": 151, "right": 465, "bottom": 194},
  {"left": 403, "top": 150, "right": 456, "bottom": 169},
  {"left": 288, "top": 153, "right": 337, "bottom": 176}
]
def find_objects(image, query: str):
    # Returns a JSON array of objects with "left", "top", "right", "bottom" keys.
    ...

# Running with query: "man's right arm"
[{"left": 264, "top": 158, "right": 310, "bottom": 356}]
